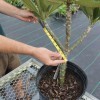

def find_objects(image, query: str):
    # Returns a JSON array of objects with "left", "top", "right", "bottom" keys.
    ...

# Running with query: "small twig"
[{"left": 53, "top": 65, "right": 60, "bottom": 80}]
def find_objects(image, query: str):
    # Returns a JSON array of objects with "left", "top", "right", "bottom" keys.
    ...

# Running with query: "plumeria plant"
[{"left": 22, "top": 0, "right": 100, "bottom": 86}]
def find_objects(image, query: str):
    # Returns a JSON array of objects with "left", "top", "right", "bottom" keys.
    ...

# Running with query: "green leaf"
[
  {"left": 81, "top": 7, "right": 93, "bottom": 21},
  {"left": 75, "top": 0, "right": 100, "bottom": 7},
  {"left": 80, "top": 6, "right": 100, "bottom": 24},
  {"left": 93, "top": 8, "right": 100, "bottom": 21},
  {"left": 22, "top": 0, "right": 63, "bottom": 20},
  {"left": 22, "top": 0, "right": 39, "bottom": 15}
]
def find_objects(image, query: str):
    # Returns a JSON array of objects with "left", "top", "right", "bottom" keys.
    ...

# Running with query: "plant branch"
[
  {"left": 69, "top": 24, "right": 94, "bottom": 54},
  {"left": 40, "top": 20, "right": 66, "bottom": 54}
]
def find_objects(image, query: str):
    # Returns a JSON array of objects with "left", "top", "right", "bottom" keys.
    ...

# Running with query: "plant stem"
[
  {"left": 59, "top": 63, "right": 66, "bottom": 86},
  {"left": 65, "top": 1, "right": 71, "bottom": 54},
  {"left": 43, "top": 21, "right": 66, "bottom": 53},
  {"left": 69, "top": 24, "right": 93, "bottom": 54},
  {"left": 59, "top": 1, "right": 72, "bottom": 86}
]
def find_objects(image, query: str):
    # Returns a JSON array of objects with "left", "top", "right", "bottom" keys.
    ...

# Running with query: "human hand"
[
  {"left": 0, "top": 1, "right": 38, "bottom": 23},
  {"left": 15, "top": 9, "right": 38, "bottom": 23},
  {"left": 33, "top": 47, "right": 66, "bottom": 66}
]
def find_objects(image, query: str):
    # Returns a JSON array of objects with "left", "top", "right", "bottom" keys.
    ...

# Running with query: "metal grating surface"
[
  {"left": 0, "top": 70, "right": 37, "bottom": 100},
  {"left": 0, "top": 59, "right": 99, "bottom": 100},
  {"left": 0, "top": 59, "right": 40, "bottom": 100}
]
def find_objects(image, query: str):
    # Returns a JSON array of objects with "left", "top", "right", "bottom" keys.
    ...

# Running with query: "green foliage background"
[{"left": 5, "top": 0, "right": 23, "bottom": 7}]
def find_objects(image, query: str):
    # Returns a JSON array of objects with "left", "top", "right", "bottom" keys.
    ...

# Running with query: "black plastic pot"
[{"left": 36, "top": 61, "right": 88, "bottom": 100}]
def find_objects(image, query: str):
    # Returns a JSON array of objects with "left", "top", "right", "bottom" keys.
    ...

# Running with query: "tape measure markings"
[{"left": 43, "top": 27, "right": 67, "bottom": 62}]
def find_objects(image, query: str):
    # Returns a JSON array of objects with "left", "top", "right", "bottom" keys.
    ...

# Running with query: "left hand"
[{"left": 15, "top": 9, "right": 38, "bottom": 23}]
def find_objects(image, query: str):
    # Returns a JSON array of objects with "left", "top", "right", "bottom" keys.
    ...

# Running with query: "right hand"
[{"left": 33, "top": 47, "right": 66, "bottom": 66}]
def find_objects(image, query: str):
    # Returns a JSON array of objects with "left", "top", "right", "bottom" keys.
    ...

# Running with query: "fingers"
[
  {"left": 21, "top": 16, "right": 38, "bottom": 23},
  {"left": 27, "top": 16, "right": 38, "bottom": 23},
  {"left": 48, "top": 51, "right": 66, "bottom": 66},
  {"left": 50, "top": 51, "right": 61, "bottom": 58},
  {"left": 50, "top": 51, "right": 63, "bottom": 61},
  {"left": 18, "top": 9, "right": 38, "bottom": 23},
  {"left": 24, "top": 11, "right": 38, "bottom": 23},
  {"left": 17, "top": 16, "right": 38, "bottom": 23},
  {"left": 49, "top": 60, "right": 66, "bottom": 66}
]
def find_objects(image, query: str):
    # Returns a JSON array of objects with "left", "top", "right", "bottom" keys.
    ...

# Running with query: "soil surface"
[{"left": 39, "top": 68, "right": 83, "bottom": 100}]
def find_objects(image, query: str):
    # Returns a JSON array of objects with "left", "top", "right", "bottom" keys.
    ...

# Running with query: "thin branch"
[{"left": 69, "top": 24, "right": 93, "bottom": 54}]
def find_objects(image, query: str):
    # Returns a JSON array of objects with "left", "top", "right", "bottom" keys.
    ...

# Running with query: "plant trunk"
[
  {"left": 59, "top": 63, "right": 66, "bottom": 86},
  {"left": 65, "top": 1, "right": 71, "bottom": 54},
  {"left": 59, "top": 1, "right": 72, "bottom": 86},
  {"left": 69, "top": 24, "right": 93, "bottom": 54}
]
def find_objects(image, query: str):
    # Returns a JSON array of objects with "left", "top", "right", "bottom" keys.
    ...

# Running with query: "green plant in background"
[
  {"left": 22, "top": 0, "right": 100, "bottom": 86},
  {"left": 5, "top": 0, "right": 23, "bottom": 8},
  {"left": 75, "top": 0, "right": 100, "bottom": 8},
  {"left": 70, "top": 4, "right": 79, "bottom": 14},
  {"left": 58, "top": 5, "right": 66, "bottom": 16},
  {"left": 54, "top": 4, "right": 66, "bottom": 17},
  {"left": 54, "top": 4, "right": 79, "bottom": 19}
]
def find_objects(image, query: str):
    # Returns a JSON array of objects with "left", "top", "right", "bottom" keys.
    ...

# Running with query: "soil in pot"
[{"left": 38, "top": 67, "right": 83, "bottom": 100}]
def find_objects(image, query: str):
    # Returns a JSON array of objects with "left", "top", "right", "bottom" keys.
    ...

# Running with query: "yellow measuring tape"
[{"left": 43, "top": 27, "right": 67, "bottom": 62}]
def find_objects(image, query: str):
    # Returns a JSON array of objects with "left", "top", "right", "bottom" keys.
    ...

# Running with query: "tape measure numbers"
[{"left": 43, "top": 27, "right": 67, "bottom": 62}]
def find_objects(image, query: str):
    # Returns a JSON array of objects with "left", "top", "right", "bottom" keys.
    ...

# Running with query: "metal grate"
[
  {"left": 0, "top": 59, "right": 99, "bottom": 100},
  {"left": 0, "top": 59, "right": 41, "bottom": 100},
  {"left": 0, "top": 70, "right": 36, "bottom": 100}
]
